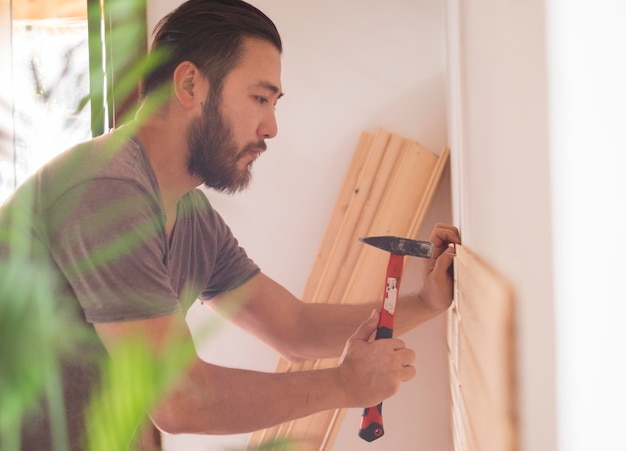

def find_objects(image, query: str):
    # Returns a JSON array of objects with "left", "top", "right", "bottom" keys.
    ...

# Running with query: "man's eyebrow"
[{"left": 254, "top": 81, "right": 285, "bottom": 99}]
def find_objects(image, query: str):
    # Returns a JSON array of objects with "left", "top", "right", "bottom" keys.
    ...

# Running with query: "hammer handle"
[{"left": 358, "top": 253, "right": 404, "bottom": 442}]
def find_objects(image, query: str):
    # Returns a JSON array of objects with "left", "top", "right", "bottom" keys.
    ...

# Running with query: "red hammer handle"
[{"left": 358, "top": 253, "right": 404, "bottom": 442}]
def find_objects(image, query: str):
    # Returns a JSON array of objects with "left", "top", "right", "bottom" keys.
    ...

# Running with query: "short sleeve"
[
  {"left": 43, "top": 179, "right": 181, "bottom": 322},
  {"left": 176, "top": 191, "right": 259, "bottom": 302},
  {"left": 199, "top": 225, "right": 260, "bottom": 300}
]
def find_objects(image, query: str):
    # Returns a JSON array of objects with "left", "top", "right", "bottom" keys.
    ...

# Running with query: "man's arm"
[
  {"left": 209, "top": 223, "right": 461, "bottom": 362},
  {"left": 90, "top": 223, "right": 458, "bottom": 435},
  {"left": 93, "top": 308, "right": 415, "bottom": 435}
]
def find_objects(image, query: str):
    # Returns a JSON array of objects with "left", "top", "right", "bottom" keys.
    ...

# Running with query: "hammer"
[{"left": 357, "top": 235, "right": 434, "bottom": 442}]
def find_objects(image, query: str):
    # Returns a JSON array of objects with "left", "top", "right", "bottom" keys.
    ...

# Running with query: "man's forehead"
[{"left": 228, "top": 38, "right": 283, "bottom": 94}]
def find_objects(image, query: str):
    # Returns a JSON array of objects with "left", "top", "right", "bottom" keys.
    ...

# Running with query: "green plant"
[
  {"left": 0, "top": 1, "right": 298, "bottom": 449},
  {"left": 0, "top": 1, "right": 185, "bottom": 449},
  {"left": 0, "top": 203, "right": 80, "bottom": 450}
]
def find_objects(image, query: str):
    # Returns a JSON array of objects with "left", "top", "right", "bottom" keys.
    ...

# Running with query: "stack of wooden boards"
[{"left": 248, "top": 128, "right": 450, "bottom": 450}]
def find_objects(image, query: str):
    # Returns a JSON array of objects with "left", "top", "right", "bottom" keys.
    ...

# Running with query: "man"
[{"left": 0, "top": 0, "right": 461, "bottom": 449}]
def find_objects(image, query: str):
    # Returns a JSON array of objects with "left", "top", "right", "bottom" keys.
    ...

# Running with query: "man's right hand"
[{"left": 337, "top": 309, "right": 416, "bottom": 408}]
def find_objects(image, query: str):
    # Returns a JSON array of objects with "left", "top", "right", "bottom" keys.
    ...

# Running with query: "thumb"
[{"left": 351, "top": 309, "right": 380, "bottom": 343}]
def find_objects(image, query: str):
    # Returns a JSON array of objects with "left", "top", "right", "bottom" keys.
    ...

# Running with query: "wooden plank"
[
  {"left": 269, "top": 133, "right": 376, "bottom": 374},
  {"left": 308, "top": 128, "right": 393, "bottom": 304},
  {"left": 297, "top": 144, "right": 445, "bottom": 447},
  {"left": 286, "top": 143, "right": 445, "bottom": 449},
  {"left": 340, "top": 141, "right": 438, "bottom": 302},
  {"left": 449, "top": 245, "right": 517, "bottom": 451},
  {"left": 250, "top": 130, "right": 388, "bottom": 448},
  {"left": 313, "top": 146, "right": 447, "bottom": 448},
  {"left": 293, "top": 133, "right": 408, "bottom": 375},
  {"left": 327, "top": 136, "right": 416, "bottom": 303},
  {"left": 450, "top": 367, "right": 471, "bottom": 451},
  {"left": 407, "top": 147, "right": 450, "bottom": 238},
  {"left": 319, "top": 409, "right": 347, "bottom": 451},
  {"left": 248, "top": 135, "right": 449, "bottom": 451},
  {"left": 284, "top": 131, "right": 401, "bottom": 388},
  {"left": 301, "top": 131, "right": 374, "bottom": 303}
]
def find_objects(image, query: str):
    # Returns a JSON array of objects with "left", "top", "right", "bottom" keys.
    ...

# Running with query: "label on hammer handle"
[{"left": 376, "top": 277, "right": 398, "bottom": 339}]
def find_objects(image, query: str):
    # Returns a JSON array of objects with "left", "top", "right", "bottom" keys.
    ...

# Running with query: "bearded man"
[{"left": 0, "top": 1, "right": 460, "bottom": 449}]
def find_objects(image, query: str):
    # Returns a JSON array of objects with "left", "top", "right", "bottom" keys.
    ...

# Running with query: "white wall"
[
  {"left": 147, "top": 1, "right": 452, "bottom": 450},
  {"left": 448, "top": 1, "right": 626, "bottom": 451},
  {"left": 446, "top": 1, "right": 557, "bottom": 450},
  {"left": 547, "top": 1, "right": 626, "bottom": 450}
]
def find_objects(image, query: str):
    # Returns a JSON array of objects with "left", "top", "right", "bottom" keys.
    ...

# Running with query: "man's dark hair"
[{"left": 140, "top": 0, "right": 282, "bottom": 98}]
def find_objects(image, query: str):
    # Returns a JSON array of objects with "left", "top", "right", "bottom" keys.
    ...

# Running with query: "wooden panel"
[
  {"left": 449, "top": 245, "right": 517, "bottom": 451},
  {"left": 248, "top": 130, "right": 450, "bottom": 450},
  {"left": 312, "top": 129, "right": 398, "bottom": 304},
  {"left": 301, "top": 130, "right": 375, "bottom": 304},
  {"left": 340, "top": 142, "right": 438, "bottom": 302}
]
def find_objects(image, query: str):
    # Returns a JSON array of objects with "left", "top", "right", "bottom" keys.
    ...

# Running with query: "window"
[
  {"left": 0, "top": 0, "right": 146, "bottom": 204},
  {"left": 13, "top": 18, "right": 91, "bottom": 198}
]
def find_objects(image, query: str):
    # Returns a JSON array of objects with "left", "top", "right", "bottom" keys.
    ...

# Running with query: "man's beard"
[{"left": 187, "top": 92, "right": 265, "bottom": 194}]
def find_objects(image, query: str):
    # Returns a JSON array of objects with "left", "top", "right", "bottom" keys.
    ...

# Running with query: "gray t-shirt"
[{"left": 1, "top": 125, "right": 259, "bottom": 449}]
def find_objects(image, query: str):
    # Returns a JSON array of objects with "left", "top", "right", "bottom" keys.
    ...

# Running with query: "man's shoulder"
[
  {"left": 34, "top": 131, "right": 158, "bottom": 211},
  {"left": 45, "top": 131, "right": 151, "bottom": 184}
]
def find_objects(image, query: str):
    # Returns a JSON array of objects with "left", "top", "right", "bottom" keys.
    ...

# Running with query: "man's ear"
[{"left": 172, "top": 61, "right": 206, "bottom": 109}]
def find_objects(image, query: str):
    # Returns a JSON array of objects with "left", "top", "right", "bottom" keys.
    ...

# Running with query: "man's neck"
[{"left": 133, "top": 104, "right": 202, "bottom": 224}]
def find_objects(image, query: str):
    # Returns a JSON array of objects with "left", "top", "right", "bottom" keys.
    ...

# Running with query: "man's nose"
[{"left": 258, "top": 110, "right": 278, "bottom": 139}]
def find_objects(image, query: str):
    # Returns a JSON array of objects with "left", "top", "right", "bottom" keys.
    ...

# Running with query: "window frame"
[{"left": 87, "top": 0, "right": 147, "bottom": 136}]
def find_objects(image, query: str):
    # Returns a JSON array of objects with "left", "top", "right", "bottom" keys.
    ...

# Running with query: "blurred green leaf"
[
  {"left": 1, "top": 1, "right": 298, "bottom": 449},
  {"left": 0, "top": 254, "right": 87, "bottom": 451}
]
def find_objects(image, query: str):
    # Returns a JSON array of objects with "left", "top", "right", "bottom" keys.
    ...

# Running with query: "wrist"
[
  {"left": 332, "top": 361, "right": 359, "bottom": 408},
  {"left": 416, "top": 290, "right": 448, "bottom": 316}
]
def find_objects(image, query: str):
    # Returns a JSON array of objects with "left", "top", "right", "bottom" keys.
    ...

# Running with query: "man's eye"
[{"left": 256, "top": 96, "right": 268, "bottom": 105}]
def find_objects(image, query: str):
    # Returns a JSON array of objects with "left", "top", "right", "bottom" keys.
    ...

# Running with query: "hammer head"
[{"left": 359, "top": 235, "right": 433, "bottom": 258}]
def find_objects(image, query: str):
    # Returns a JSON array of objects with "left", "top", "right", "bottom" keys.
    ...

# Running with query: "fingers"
[
  {"left": 376, "top": 339, "right": 416, "bottom": 386},
  {"left": 395, "top": 345, "right": 416, "bottom": 381},
  {"left": 360, "top": 339, "right": 416, "bottom": 401},
  {"left": 340, "top": 328, "right": 417, "bottom": 406},
  {"left": 418, "top": 223, "right": 459, "bottom": 312},
  {"left": 430, "top": 223, "right": 461, "bottom": 253},
  {"left": 431, "top": 222, "right": 460, "bottom": 238},
  {"left": 400, "top": 362, "right": 417, "bottom": 381},
  {"left": 378, "top": 339, "right": 416, "bottom": 381},
  {"left": 425, "top": 223, "right": 461, "bottom": 271}
]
